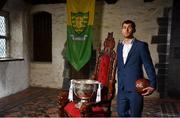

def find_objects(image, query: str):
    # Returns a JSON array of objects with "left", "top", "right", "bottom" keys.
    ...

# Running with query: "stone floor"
[{"left": 0, "top": 87, "right": 180, "bottom": 117}]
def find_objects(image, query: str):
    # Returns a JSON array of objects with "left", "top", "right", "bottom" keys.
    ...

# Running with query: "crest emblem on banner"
[{"left": 71, "top": 12, "right": 89, "bottom": 34}]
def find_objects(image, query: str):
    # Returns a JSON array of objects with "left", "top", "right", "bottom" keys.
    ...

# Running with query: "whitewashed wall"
[
  {"left": 0, "top": 0, "right": 30, "bottom": 98},
  {"left": 30, "top": 4, "right": 66, "bottom": 88},
  {"left": 29, "top": 0, "right": 172, "bottom": 90}
]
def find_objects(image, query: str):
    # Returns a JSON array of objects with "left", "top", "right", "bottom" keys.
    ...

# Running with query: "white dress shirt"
[{"left": 122, "top": 39, "right": 134, "bottom": 64}]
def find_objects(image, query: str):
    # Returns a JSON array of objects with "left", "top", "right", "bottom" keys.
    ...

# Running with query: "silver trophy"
[{"left": 72, "top": 79, "right": 99, "bottom": 108}]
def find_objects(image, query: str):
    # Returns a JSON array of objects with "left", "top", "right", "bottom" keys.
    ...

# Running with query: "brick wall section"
[
  {"left": 151, "top": 7, "right": 171, "bottom": 98},
  {"left": 167, "top": 0, "right": 180, "bottom": 98}
]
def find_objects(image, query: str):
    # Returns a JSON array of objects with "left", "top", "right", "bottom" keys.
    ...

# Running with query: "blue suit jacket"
[{"left": 117, "top": 39, "right": 157, "bottom": 92}]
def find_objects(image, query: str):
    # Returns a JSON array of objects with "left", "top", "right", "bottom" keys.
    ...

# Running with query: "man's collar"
[{"left": 122, "top": 38, "right": 134, "bottom": 44}]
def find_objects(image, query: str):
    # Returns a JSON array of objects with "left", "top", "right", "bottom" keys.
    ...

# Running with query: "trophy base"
[{"left": 75, "top": 99, "right": 87, "bottom": 109}]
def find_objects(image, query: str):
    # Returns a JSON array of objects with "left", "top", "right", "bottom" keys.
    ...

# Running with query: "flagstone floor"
[{"left": 0, "top": 87, "right": 180, "bottom": 117}]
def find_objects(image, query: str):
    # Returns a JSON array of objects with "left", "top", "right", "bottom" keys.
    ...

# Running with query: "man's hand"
[{"left": 141, "top": 87, "right": 155, "bottom": 96}]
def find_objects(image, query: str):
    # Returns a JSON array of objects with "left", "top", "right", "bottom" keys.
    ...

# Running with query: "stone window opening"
[
  {"left": 0, "top": 10, "right": 9, "bottom": 59},
  {"left": 32, "top": 12, "right": 52, "bottom": 62}
]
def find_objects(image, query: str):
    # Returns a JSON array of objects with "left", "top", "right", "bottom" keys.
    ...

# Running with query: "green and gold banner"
[{"left": 66, "top": 0, "right": 95, "bottom": 71}]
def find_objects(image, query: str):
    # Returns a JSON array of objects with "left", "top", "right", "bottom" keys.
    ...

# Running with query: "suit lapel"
[{"left": 124, "top": 39, "right": 137, "bottom": 66}]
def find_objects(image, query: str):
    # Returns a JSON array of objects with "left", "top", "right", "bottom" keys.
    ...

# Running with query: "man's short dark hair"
[{"left": 122, "top": 20, "right": 136, "bottom": 33}]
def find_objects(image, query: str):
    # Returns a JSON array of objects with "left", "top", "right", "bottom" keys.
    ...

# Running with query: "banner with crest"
[{"left": 66, "top": 0, "right": 95, "bottom": 71}]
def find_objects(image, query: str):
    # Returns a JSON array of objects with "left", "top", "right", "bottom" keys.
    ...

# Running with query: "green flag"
[{"left": 66, "top": 0, "right": 95, "bottom": 71}]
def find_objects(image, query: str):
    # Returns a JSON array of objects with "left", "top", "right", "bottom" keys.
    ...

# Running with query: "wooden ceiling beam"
[
  {"left": 0, "top": 0, "right": 7, "bottom": 9},
  {"left": 24, "top": 0, "right": 118, "bottom": 5}
]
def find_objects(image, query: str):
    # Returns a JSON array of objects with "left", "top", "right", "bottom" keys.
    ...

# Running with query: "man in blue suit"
[{"left": 117, "top": 20, "right": 157, "bottom": 117}]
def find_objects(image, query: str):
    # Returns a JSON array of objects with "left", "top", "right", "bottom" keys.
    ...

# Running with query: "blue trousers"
[{"left": 117, "top": 90, "right": 144, "bottom": 117}]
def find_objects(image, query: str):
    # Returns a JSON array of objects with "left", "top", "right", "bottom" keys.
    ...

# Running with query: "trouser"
[{"left": 117, "top": 90, "right": 144, "bottom": 117}]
